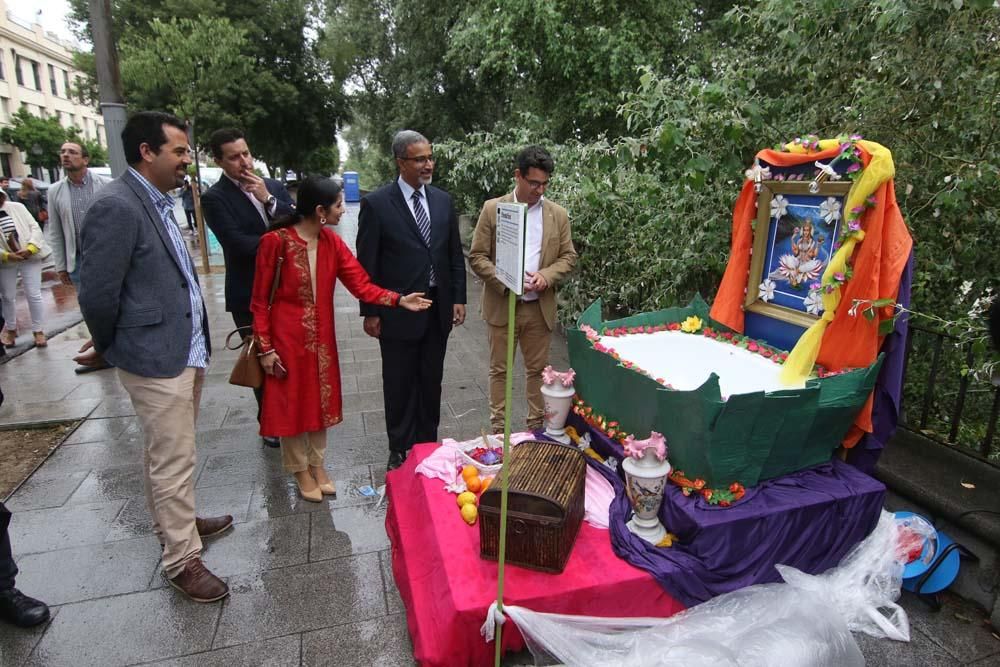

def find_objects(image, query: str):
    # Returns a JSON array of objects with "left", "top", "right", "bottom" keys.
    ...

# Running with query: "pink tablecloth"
[{"left": 386, "top": 442, "right": 686, "bottom": 667}]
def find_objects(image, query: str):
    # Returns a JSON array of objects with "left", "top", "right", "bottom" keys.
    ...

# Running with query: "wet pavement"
[{"left": 0, "top": 204, "right": 996, "bottom": 665}]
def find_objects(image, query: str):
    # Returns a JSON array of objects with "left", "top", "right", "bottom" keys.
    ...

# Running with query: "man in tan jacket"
[{"left": 469, "top": 145, "right": 577, "bottom": 432}]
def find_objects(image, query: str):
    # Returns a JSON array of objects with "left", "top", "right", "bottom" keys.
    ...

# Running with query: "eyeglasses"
[
  {"left": 524, "top": 178, "right": 549, "bottom": 190},
  {"left": 399, "top": 155, "right": 435, "bottom": 166}
]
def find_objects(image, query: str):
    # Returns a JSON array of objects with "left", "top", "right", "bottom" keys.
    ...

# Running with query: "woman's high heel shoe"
[
  {"left": 294, "top": 474, "right": 322, "bottom": 503},
  {"left": 317, "top": 481, "right": 336, "bottom": 496}
]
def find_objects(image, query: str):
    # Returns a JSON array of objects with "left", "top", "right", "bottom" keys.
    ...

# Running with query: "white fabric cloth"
[{"left": 513, "top": 194, "right": 544, "bottom": 302}]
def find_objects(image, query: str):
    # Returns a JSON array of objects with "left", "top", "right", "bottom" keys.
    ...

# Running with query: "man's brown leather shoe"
[
  {"left": 168, "top": 558, "right": 229, "bottom": 603},
  {"left": 196, "top": 515, "right": 234, "bottom": 538}
]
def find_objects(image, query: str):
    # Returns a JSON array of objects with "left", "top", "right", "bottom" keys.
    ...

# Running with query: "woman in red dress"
[{"left": 251, "top": 177, "right": 430, "bottom": 501}]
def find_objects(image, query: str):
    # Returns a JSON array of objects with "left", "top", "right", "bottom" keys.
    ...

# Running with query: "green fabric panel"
[
  {"left": 567, "top": 297, "right": 884, "bottom": 488},
  {"left": 706, "top": 392, "right": 768, "bottom": 486},
  {"left": 756, "top": 388, "right": 821, "bottom": 480},
  {"left": 652, "top": 380, "right": 724, "bottom": 482}
]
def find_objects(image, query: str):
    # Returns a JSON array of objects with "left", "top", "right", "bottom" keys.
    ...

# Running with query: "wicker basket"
[{"left": 479, "top": 440, "right": 586, "bottom": 574}]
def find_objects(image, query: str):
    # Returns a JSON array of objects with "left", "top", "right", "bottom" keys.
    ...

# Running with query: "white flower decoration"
[
  {"left": 819, "top": 197, "right": 841, "bottom": 223},
  {"left": 604, "top": 457, "right": 618, "bottom": 472},
  {"left": 804, "top": 290, "right": 824, "bottom": 315},
  {"left": 759, "top": 278, "right": 776, "bottom": 302},
  {"left": 770, "top": 194, "right": 788, "bottom": 220},
  {"left": 744, "top": 162, "right": 772, "bottom": 182}
]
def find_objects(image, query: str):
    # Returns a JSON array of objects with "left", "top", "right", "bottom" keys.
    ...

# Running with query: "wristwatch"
[{"left": 265, "top": 194, "right": 276, "bottom": 209}]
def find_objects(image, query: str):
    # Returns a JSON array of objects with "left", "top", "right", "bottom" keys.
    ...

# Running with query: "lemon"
[
  {"left": 457, "top": 491, "right": 477, "bottom": 508},
  {"left": 460, "top": 503, "right": 478, "bottom": 525}
]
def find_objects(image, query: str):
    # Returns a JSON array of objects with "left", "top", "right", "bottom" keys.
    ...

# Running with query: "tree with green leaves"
[
  {"left": 68, "top": 0, "right": 346, "bottom": 175},
  {"left": 0, "top": 108, "right": 68, "bottom": 172}
]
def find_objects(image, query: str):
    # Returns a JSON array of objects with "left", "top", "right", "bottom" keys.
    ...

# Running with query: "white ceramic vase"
[
  {"left": 540, "top": 377, "right": 575, "bottom": 444},
  {"left": 622, "top": 449, "right": 672, "bottom": 544}
]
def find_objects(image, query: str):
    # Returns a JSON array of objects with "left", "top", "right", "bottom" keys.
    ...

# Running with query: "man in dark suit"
[
  {"left": 201, "top": 128, "right": 294, "bottom": 447},
  {"left": 75, "top": 111, "right": 233, "bottom": 603},
  {"left": 357, "top": 130, "right": 467, "bottom": 471}
]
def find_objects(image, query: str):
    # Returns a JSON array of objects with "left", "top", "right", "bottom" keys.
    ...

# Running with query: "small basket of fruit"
[{"left": 458, "top": 433, "right": 505, "bottom": 477}]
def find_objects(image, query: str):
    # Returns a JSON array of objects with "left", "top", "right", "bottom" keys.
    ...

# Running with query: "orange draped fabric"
[{"left": 709, "top": 145, "right": 912, "bottom": 446}]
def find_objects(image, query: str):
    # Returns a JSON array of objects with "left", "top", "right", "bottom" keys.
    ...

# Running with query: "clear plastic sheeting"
[{"left": 483, "top": 511, "right": 910, "bottom": 666}]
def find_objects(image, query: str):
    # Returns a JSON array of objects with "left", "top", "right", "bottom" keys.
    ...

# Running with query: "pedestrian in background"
[
  {"left": 0, "top": 190, "right": 50, "bottom": 348},
  {"left": 252, "top": 177, "right": 431, "bottom": 500},
  {"left": 181, "top": 178, "right": 200, "bottom": 233},
  {"left": 15, "top": 178, "right": 45, "bottom": 226}
]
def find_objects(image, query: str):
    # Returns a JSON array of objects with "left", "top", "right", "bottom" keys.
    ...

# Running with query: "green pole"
[{"left": 494, "top": 289, "right": 517, "bottom": 666}]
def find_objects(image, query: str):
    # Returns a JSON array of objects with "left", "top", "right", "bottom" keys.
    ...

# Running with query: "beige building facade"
[{"left": 0, "top": 0, "right": 104, "bottom": 182}]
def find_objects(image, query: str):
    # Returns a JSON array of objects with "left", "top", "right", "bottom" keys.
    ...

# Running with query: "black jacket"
[
  {"left": 201, "top": 176, "right": 294, "bottom": 313},
  {"left": 357, "top": 180, "right": 466, "bottom": 340}
]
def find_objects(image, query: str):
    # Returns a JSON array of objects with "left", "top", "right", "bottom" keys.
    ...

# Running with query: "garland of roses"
[{"left": 571, "top": 398, "right": 747, "bottom": 506}]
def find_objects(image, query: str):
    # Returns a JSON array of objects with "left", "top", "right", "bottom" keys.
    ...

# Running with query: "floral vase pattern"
[{"left": 621, "top": 432, "right": 672, "bottom": 544}]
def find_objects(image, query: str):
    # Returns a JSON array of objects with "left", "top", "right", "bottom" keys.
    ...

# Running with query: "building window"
[
  {"left": 69, "top": 113, "right": 76, "bottom": 128},
  {"left": 31, "top": 61, "right": 41, "bottom": 91},
  {"left": 75, "top": 77, "right": 84, "bottom": 104},
  {"left": 14, "top": 55, "right": 24, "bottom": 86},
  {"left": 39, "top": 107, "right": 48, "bottom": 119},
  {"left": 0, "top": 97, "right": 8, "bottom": 122},
  {"left": 48, "top": 64, "right": 57, "bottom": 95},
  {"left": 1, "top": 153, "right": 12, "bottom": 178},
  {"left": 0, "top": 55, "right": 5, "bottom": 81},
  {"left": 63, "top": 70, "right": 70, "bottom": 98}
]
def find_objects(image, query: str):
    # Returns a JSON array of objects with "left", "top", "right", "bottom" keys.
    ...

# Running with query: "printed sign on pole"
[{"left": 495, "top": 202, "right": 527, "bottom": 295}]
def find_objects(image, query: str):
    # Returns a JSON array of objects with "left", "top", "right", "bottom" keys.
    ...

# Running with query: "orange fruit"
[
  {"left": 460, "top": 503, "right": 478, "bottom": 525},
  {"left": 457, "top": 491, "right": 477, "bottom": 508},
  {"left": 466, "top": 475, "right": 482, "bottom": 493},
  {"left": 480, "top": 476, "right": 494, "bottom": 494},
  {"left": 461, "top": 465, "right": 478, "bottom": 480}
]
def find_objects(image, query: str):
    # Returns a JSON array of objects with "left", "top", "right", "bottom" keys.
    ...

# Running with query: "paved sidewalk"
[{"left": 0, "top": 204, "right": 995, "bottom": 665}]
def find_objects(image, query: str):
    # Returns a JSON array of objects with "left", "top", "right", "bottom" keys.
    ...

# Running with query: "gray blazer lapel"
[{"left": 121, "top": 171, "right": 188, "bottom": 274}]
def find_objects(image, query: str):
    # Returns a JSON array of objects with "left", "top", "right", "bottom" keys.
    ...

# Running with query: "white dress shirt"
[{"left": 513, "top": 193, "right": 544, "bottom": 302}]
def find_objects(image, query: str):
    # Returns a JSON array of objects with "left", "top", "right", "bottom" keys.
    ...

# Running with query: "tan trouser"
[
  {"left": 281, "top": 430, "right": 328, "bottom": 472},
  {"left": 118, "top": 366, "right": 204, "bottom": 578},
  {"left": 487, "top": 300, "right": 552, "bottom": 431}
]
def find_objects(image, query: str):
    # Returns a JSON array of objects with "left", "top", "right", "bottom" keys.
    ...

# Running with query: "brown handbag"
[{"left": 227, "top": 251, "right": 284, "bottom": 388}]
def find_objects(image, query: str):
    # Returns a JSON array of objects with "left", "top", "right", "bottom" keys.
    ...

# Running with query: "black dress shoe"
[
  {"left": 0, "top": 588, "right": 50, "bottom": 627},
  {"left": 387, "top": 450, "right": 407, "bottom": 471},
  {"left": 262, "top": 436, "right": 280, "bottom": 448}
]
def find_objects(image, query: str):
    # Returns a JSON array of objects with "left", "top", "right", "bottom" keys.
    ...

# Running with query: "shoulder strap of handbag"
[{"left": 268, "top": 230, "right": 286, "bottom": 308}]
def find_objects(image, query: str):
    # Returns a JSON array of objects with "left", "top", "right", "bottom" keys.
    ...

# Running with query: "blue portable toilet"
[{"left": 343, "top": 172, "right": 360, "bottom": 202}]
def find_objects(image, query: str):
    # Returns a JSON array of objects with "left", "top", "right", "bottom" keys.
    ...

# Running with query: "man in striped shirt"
[{"left": 75, "top": 112, "right": 233, "bottom": 603}]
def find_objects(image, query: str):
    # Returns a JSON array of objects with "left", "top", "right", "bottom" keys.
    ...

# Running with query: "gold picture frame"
[{"left": 745, "top": 180, "right": 853, "bottom": 328}]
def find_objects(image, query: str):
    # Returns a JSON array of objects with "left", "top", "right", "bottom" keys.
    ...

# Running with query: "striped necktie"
[{"left": 412, "top": 190, "right": 436, "bottom": 284}]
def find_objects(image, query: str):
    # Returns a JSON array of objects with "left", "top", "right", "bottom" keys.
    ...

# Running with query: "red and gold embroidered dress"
[{"left": 251, "top": 227, "right": 399, "bottom": 437}]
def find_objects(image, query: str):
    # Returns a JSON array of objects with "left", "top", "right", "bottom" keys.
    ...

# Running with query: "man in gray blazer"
[
  {"left": 46, "top": 141, "right": 112, "bottom": 287},
  {"left": 75, "top": 111, "right": 232, "bottom": 603}
]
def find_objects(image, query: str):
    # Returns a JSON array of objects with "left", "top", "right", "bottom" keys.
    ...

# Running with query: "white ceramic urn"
[
  {"left": 622, "top": 448, "right": 672, "bottom": 544},
  {"left": 540, "top": 372, "right": 575, "bottom": 444}
]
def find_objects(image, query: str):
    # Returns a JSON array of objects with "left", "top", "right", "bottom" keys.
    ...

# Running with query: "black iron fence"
[{"left": 900, "top": 323, "right": 999, "bottom": 462}]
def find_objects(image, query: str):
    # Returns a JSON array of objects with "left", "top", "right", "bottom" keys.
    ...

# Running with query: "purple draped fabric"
[
  {"left": 847, "top": 251, "right": 915, "bottom": 474},
  {"left": 564, "top": 412, "right": 886, "bottom": 607}
]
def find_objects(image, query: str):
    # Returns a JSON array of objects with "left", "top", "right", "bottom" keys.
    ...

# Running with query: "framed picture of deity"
[{"left": 744, "top": 180, "right": 853, "bottom": 328}]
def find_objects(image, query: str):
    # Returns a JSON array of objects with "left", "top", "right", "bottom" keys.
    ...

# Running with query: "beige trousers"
[
  {"left": 487, "top": 300, "right": 552, "bottom": 431},
  {"left": 118, "top": 367, "right": 204, "bottom": 578},
  {"left": 281, "top": 430, "right": 328, "bottom": 472}
]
